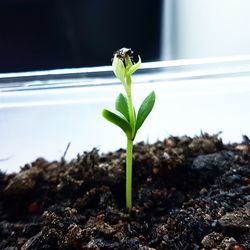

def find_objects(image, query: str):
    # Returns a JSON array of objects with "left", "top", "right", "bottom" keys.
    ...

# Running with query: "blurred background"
[
  {"left": 1, "top": 0, "right": 250, "bottom": 73},
  {"left": 0, "top": 0, "right": 161, "bottom": 73}
]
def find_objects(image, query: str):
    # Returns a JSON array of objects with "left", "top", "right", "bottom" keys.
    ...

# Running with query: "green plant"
[{"left": 102, "top": 48, "right": 156, "bottom": 211}]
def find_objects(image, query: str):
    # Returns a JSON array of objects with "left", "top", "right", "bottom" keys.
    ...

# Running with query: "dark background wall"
[{"left": 0, "top": 0, "right": 162, "bottom": 73}]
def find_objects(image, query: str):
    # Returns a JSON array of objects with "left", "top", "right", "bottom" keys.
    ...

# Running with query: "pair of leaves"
[{"left": 102, "top": 91, "right": 156, "bottom": 140}]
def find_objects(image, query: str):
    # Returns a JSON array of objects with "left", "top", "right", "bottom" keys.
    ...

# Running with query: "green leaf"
[
  {"left": 127, "top": 56, "right": 141, "bottom": 76},
  {"left": 125, "top": 56, "right": 133, "bottom": 71},
  {"left": 112, "top": 55, "right": 126, "bottom": 84},
  {"left": 102, "top": 109, "right": 132, "bottom": 138},
  {"left": 115, "top": 93, "right": 130, "bottom": 122},
  {"left": 135, "top": 91, "right": 156, "bottom": 131}
]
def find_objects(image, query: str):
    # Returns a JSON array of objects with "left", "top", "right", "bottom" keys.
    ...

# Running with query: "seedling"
[{"left": 102, "top": 48, "right": 156, "bottom": 211}]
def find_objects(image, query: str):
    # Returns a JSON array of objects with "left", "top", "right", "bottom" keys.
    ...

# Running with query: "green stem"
[
  {"left": 126, "top": 138, "right": 133, "bottom": 211},
  {"left": 126, "top": 75, "right": 136, "bottom": 138},
  {"left": 125, "top": 75, "right": 135, "bottom": 211}
]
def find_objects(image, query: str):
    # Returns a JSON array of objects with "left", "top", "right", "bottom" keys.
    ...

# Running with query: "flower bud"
[{"left": 112, "top": 48, "right": 141, "bottom": 87}]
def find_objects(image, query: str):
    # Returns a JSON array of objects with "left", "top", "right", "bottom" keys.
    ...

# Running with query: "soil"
[{"left": 0, "top": 134, "right": 250, "bottom": 250}]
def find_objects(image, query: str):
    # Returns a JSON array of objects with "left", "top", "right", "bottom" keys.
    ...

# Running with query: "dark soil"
[{"left": 1, "top": 134, "right": 250, "bottom": 250}]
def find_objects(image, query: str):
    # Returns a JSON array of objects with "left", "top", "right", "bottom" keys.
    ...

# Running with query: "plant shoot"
[{"left": 102, "top": 48, "right": 156, "bottom": 211}]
